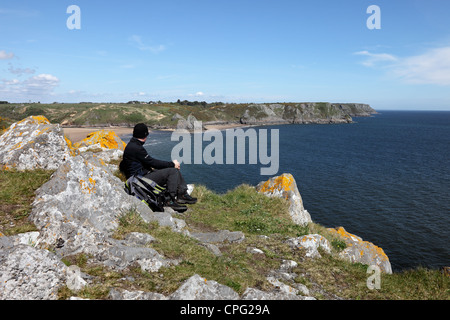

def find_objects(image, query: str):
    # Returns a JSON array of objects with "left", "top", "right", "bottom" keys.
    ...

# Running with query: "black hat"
[{"left": 133, "top": 123, "right": 149, "bottom": 139}]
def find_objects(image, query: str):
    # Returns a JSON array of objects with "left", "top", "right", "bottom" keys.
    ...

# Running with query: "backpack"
[{"left": 124, "top": 175, "right": 168, "bottom": 212}]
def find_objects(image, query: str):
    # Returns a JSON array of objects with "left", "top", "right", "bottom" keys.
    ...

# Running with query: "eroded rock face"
[
  {"left": 327, "top": 226, "right": 392, "bottom": 274},
  {"left": 169, "top": 274, "right": 240, "bottom": 300},
  {"left": 0, "top": 244, "right": 68, "bottom": 300},
  {"left": 256, "top": 173, "right": 312, "bottom": 226},
  {"left": 28, "top": 153, "right": 184, "bottom": 273},
  {"left": 0, "top": 116, "right": 71, "bottom": 170},
  {"left": 287, "top": 234, "right": 332, "bottom": 259}
]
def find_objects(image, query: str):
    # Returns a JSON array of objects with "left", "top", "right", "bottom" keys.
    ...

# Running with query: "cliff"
[
  {"left": 0, "top": 102, "right": 376, "bottom": 131},
  {"left": 237, "top": 103, "right": 376, "bottom": 126}
]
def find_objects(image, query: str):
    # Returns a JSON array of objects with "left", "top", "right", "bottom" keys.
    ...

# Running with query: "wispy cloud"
[
  {"left": 0, "top": 50, "right": 14, "bottom": 60},
  {"left": 8, "top": 63, "right": 35, "bottom": 76},
  {"left": 392, "top": 47, "right": 450, "bottom": 86},
  {"left": 129, "top": 35, "right": 166, "bottom": 54},
  {"left": 0, "top": 8, "right": 39, "bottom": 18},
  {"left": 354, "top": 50, "right": 397, "bottom": 67},
  {"left": 0, "top": 74, "right": 60, "bottom": 101},
  {"left": 355, "top": 47, "right": 450, "bottom": 86},
  {"left": 188, "top": 91, "right": 205, "bottom": 97}
]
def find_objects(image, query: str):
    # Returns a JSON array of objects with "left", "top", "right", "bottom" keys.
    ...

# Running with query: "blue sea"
[{"left": 123, "top": 111, "right": 450, "bottom": 272}]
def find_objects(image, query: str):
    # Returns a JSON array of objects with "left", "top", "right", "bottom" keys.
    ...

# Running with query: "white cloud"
[
  {"left": 8, "top": 63, "right": 35, "bottom": 76},
  {"left": 392, "top": 47, "right": 450, "bottom": 86},
  {"left": 188, "top": 91, "right": 205, "bottom": 97},
  {"left": 129, "top": 35, "right": 166, "bottom": 54},
  {"left": 355, "top": 47, "right": 450, "bottom": 86},
  {"left": 0, "top": 73, "right": 60, "bottom": 101},
  {"left": 354, "top": 50, "right": 397, "bottom": 67},
  {"left": 0, "top": 50, "right": 14, "bottom": 60}
]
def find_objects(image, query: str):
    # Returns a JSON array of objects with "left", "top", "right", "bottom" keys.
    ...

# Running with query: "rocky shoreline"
[{"left": 0, "top": 116, "right": 393, "bottom": 300}]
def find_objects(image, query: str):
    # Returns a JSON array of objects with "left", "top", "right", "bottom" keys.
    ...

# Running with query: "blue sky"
[{"left": 1, "top": 0, "right": 450, "bottom": 110}]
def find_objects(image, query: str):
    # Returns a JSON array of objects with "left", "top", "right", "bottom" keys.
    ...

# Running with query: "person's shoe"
[
  {"left": 165, "top": 199, "right": 187, "bottom": 212},
  {"left": 177, "top": 193, "right": 197, "bottom": 204}
]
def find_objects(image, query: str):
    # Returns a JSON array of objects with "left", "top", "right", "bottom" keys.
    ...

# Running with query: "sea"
[{"left": 122, "top": 111, "right": 450, "bottom": 272}]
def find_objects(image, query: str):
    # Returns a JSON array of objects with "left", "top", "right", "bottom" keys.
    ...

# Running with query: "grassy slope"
[{"left": 0, "top": 170, "right": 448, "bottom": 300}]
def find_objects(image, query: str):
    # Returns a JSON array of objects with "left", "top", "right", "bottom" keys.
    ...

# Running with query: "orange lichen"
[
  {"left": 18, "top": 115, "right": 50, "bottom": 125},
  {"left": 79, "top": 177, "right": 97, "bottom": 194},
  {"left": 73, "top": 130, "right": 126, "bottom": 151},
  {"left": 328, "top": 226, "right": 390, "bottom": 262},
  {"left": 258, "top": 174, "right": 295, "bottom": 199},
  {"left": 64, "top": 136, "right": 79, "bottom": 156}
]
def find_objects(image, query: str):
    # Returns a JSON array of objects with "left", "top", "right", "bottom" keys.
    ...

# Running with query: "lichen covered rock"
[
  {"left": 0, "top": 244, "right": 68, "bottom": 300},
  {"left": 256, "top": 173, "right": 312, "bottom": 226},
  {"left": 29, "top": 152, "right": 185, "bottom": 270},
  {"left": 0, "top": 116, "right": 71, "bottom": 170},
  {"left": 287, "top": 234, "right": 332, "bottom": 258},
  {"left": 73, "top": 129, "right": 126, "bottom": 151},
  {"left": 328, "top": 226, "right": 392, "bottom": 274}
]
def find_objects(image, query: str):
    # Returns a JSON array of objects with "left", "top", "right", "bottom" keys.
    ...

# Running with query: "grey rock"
[
  {"left": 109, "top": 288, "right": 167, "bottom": 300},
  {"left": 286, "top": 234, "right": 332, "bottom": 259},
  {"left": 241, "top": 287, "right": 315, "bottom": 300},
  {"left": 169, "top": 274, "right": 239, "bottom": 300},
  {"left": 66, "top": 265, "right": 87, "bottom": 292},
  {"left": 190, "top": 230, "right": 245, "bottom": 244},
  {"left": 124, "top": 232, "right": 156, "bottom": 247},
  {"left": 256, "top": 173, "right": 312, "bottom": 226},
  {"left": 266, "top": 276, "right": 310, "bottom": 297},
  {"left": 99, "top": 239, "right": 172, "bottom": 272},
  {"left": 0, "top": 245, "right": 68, "bottom": 300},
  {"left": 0, "top": 116, "right": 71, "bottom": 171},
  {"left": 200, "top": 243, "right": 222, "bottom": 257}
]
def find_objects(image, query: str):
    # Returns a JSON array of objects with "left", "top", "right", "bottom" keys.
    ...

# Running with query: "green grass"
[
  {"left": 0, "top": 169, "right": 53, "bottom": 235},
  {"left": 109, "top": 209, "right": 303, "bottom": 297},
  {"left": 184, "top": 184, "right": 309, "bottom": 237}
]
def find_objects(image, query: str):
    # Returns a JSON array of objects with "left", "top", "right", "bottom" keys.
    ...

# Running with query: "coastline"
[{"left": 62, "top": 123, "right": 256, "bottom": 142}]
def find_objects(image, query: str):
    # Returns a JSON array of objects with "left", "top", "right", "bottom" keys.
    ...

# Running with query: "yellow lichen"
[
  {"left": 258, "top": 174, "right": 295, "bottom": 199},
  {"left": 64, "top": 136, "right": 79, "bottom": 156},
  {"left": 79, "top": 177, "right": 97, "bottom": 194},
  {"left": 18, "top": 115, "right": 50, "bottom": 125},
  {"left": 73, "top": 129, "right": 126, "bottom": 151},
  {"left": 328, "top": 226, "right": 390, "bottom": 262}
]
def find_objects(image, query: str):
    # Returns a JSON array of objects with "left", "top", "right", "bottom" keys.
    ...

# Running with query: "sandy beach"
[
  {"left": 63, "top": 127, "right": 133, "bottom": 143},
  {"left": 62, "top": 123, "right": 251, "bottom": 143}
]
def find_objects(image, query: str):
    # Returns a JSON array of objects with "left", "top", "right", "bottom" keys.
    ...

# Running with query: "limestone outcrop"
[
  {"left": 256, "top": 173, "right": 312, "bottom": 226},
  {"left": 0, "top": 116, "right": 71, "bottom": 170},
  {"left": 327, "top": 226, "right": 392, "bottom": 274}
]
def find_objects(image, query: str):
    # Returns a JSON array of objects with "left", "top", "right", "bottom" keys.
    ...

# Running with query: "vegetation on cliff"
[
  {"left": 1, "top": 169, "right": 448, "bottom": 300},
  {"left": 0, "top": 101, "right": 376, "bottom": 130}
]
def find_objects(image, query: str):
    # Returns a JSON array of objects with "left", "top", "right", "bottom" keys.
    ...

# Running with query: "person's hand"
[{"left": 173, "top": 159, "right": 180, "bottom": 170}]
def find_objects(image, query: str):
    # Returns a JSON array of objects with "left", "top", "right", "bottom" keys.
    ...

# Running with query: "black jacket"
[{"left": 120, "top": 137, "right": 174, "bottom": 179}]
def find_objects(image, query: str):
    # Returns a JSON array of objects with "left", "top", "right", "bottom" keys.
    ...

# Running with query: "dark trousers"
[{"left": 144, "top": 168, "right": 187, "bottom": 199}]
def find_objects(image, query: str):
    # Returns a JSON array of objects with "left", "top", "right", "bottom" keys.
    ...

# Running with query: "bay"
[{"left": 124, "top": 111, "right": 450, "bottom": 272}]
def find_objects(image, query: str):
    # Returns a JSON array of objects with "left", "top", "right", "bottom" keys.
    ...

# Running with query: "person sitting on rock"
[{"left": 120, "top": 123, "right": 197, "bottom": 211}]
